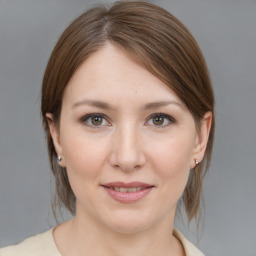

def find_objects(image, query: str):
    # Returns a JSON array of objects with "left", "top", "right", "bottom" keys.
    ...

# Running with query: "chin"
[
  {"left": 108, "top": 221, "right": 150, "bottom": 234},
  {"left": 103, "top": 209, "right": 155, "bottom": 234}
]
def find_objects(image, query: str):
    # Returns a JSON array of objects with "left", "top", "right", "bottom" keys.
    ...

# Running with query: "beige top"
[{"left": 0, "top": 228, "right": 204, "bottom": 256}]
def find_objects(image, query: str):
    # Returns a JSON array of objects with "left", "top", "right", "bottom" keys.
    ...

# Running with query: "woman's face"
[{"left": 48, "top": 44, "right": 210, "bottom": 233}]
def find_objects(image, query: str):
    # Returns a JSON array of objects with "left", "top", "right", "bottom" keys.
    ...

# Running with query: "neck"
[{"left": 54, "top": 209, "right": 184, "bottom": 256}]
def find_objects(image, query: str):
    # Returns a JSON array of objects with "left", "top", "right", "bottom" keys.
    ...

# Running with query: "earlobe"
[
  {"left": 45, "top": 113, "right": 66, "bottom": 167},
  {"left": 192, "top": 112, "right": 212, "bottom": 167}
]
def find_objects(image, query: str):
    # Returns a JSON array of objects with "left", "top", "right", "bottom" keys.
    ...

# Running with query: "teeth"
[
  {"left": 129, "top": 187, "right": 137, "bottom": 192},
  {"left": 112, "top": 187, "right": 145, "bottom": 192},
  {"left": 120, "top": 187, "right": 127, "bottom": 192}
]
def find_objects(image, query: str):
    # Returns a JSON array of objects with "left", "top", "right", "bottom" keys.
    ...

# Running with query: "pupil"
[
  {"left": 92, "top": 116, "right": 102, "bottom": 125},
  {"left": 153, "top": 116, "right": 164, "bottom": 125}
]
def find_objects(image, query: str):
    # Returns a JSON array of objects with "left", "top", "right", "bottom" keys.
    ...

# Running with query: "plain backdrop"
[{"left": 0, "top": 0, "right": 256, "bottom": 255}]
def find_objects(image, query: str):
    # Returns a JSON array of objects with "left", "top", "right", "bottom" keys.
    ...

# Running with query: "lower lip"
[{"left": 102, "top": 186, "right": 153, "bottom": 203}]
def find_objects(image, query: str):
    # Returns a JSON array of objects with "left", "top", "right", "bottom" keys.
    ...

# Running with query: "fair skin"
[{"left": 47, "top": 43, "right": 212, "bottom": 256}]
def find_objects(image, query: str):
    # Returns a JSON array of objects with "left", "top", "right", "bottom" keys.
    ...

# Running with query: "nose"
[{"left": 109, "top": 124, "right": 146, "bottom": 172}]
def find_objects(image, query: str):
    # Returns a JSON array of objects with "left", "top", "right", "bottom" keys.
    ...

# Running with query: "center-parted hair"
[{"left": 41, "top": 1, "right": 215, "bottom": 223}]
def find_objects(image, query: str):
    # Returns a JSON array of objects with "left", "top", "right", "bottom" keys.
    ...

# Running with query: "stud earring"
[
  {"left": 194, "top": 159, "right": 199, "bottom": 166},
  {"left": 57, "top": 155, "right": 62, "bottom": 162}
]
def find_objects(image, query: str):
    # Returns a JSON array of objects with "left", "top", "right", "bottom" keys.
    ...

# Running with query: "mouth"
[
  {"left": 101, "top": 182, "right": 155, "bottom": 203},
  {"left": 102, "top": 186, "right": 150, "bottom": 193},
  {"left": 102, "top": 181, "right": 154, "bottom": 191}
]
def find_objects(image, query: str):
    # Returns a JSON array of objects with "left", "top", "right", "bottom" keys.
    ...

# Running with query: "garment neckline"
[{"left": 49, "top": 227, "right": 202, "bottom": 256}]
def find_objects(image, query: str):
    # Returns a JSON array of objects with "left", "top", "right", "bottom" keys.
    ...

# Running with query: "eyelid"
[
  {"left": 80, "top": 112, "right": 176, "bottom": 129},
  {"left": 146, "top": 113, "right": 177, "bottom": 128},
  {"left": 80, "top": 113, "right": 111, "bottom": 128}
]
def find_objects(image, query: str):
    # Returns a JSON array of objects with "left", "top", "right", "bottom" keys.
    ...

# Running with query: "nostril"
[{"left": 108, "top": 136, "right": 146, "bottom": 171}]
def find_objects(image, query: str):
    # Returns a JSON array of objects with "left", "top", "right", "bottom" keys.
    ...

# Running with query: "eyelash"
[
  {"left": 80, "top": 113, "right": 176, "bottom": 129},
  {"left": 147, "top": 113, "right": 176, "bottom": 128},
  {"left": 80, "top": 113, "right": 110, "bottom": 128}
]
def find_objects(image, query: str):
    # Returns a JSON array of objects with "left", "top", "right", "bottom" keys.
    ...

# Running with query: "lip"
[
  {"left": 101, "top": 181, "right": 154, "bottom": 203},
  {"left": 102, "top": 181, "right": 153, "bottom": 188}
]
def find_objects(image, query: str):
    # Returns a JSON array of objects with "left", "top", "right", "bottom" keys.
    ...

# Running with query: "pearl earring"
[
  {"left": 195, "top": 159, "right": 199, "bottom": 166},
  {"left": 57, "top": 155, "right": 62, "bottom": 162}
]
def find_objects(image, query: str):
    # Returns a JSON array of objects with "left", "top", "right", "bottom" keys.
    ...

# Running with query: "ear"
[
  {"left": 46, "top": 113, "right": 66, "bottom": 167},
  {"left": 191, "top": 111, "right": 212, "bottom": 168}
]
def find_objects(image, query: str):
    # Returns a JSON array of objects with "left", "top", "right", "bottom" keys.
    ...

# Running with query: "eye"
[
  {"left": 80, "top": 113, "right": 110, "bottom": 127},
  {"left": 147, "top": 113, "right": 176, "bottom": 128}
]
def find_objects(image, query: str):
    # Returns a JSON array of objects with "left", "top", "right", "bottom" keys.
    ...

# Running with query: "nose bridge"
[{"left": 110, "top": 121, "right": 145, "bottom": 171}]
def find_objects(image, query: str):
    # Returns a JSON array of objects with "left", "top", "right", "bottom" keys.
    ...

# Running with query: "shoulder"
[
  {"left": 0, "top": 228, "right": 61, "bottom": 256},
  {"left": 173, "top": 229, "right": 205, "bottom": 256}
]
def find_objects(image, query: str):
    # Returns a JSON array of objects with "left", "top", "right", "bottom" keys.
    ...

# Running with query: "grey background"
[{"left": 0, "top": 0, "right": 255, "bottom": 255}]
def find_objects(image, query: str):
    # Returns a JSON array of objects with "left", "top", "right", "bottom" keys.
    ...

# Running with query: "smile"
[
  {"left": 108, "top": 187, "right": 146, "bottom": 192},
  {"left": 101, "top": 182, "right": 154, "bottom": 203}
]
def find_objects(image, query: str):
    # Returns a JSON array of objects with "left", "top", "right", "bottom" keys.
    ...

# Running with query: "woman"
[{"left": 0, "top": 1, "right": 214, "bottom": 255}]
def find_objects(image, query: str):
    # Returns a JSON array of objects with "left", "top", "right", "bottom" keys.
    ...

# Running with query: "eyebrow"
[
  {"left": 140, "top": 100, "right": 183, "bottom": 111},
  {"left": 72, "top": 99, "right": 183, "bottom": 111},
  {"left": 72, "top": 99, "right": 115, "bottom": 110}
]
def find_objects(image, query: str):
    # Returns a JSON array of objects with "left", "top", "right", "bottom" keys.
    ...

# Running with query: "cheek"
[
  {"left": 60, "top": 128, "right": 108, "bottom": 188},
  {"left": 61, "top": 132, "right": 111, "bottom": 209},
  {"left": 147, "top": 134, "right": 195, "bottom": 198},
  {"left": 150, "top": 135, "right": 194, "bottom": 175}
]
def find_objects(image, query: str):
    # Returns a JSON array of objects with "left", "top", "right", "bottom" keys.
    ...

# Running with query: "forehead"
[{"left": 63, "top": 44, "right": 183, "bottom": 108}]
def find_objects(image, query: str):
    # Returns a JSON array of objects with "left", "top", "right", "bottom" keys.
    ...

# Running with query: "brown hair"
[{"left": 41, "top": 1, "right": 214, "bottom": 223}]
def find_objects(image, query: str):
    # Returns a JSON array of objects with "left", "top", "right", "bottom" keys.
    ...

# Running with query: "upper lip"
[{"left": 102, "top": 181, "right": 154, "bottom": 188}]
